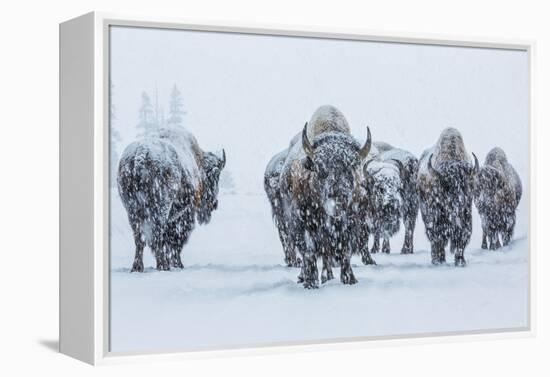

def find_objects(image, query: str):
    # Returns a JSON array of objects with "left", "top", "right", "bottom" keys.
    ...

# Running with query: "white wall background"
[{"left": 0, "top": 0, "right": 548, "bottom": 376}]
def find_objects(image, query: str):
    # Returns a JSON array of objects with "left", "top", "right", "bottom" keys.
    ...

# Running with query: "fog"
[{"left": 110, "top": 26, "right": 529, "bottom": 195}]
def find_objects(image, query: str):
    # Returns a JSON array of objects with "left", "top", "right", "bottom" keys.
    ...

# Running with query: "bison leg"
[
  {"left": 321, "top": 251, "right": 334, "bottom": 284},
  {"left": 360, "top": 244, "right": 376, "bottom": 266},
  {"left": 481, "top": 228, "right": 488, "bottom": 249},
  {"left": 154, "top": 248, "right": 170, "bottom": 271},
  {"left": 502, "top": 212, "right": 516, "bottom": 247},
  {"left": 340, "top": 254, "right": 358, "bottom": 285},
  {"left": 454, "top": 248, "right": 467, "bottom": 266},
  {"left": 382, "top": 238, "right": 390, "bottom": 254},
  {"left": 293, "top": 227, "right": 318, "bottom": 288},
  {"left": 431, "top": 240, "right": 446, "bottom": 265},
  {"left": 170, "top": 249, "right": 184, "bottom": 269},
  {"left": 371, "top": 232, "right": 381, "bottom": 254},
  {"left": 401, "top": 214, "right": 416, "bottom": 254},
  {"left": 302, "top": 254, "right": 319, "bottom": 289},
  {"left": 130, "top": 220, "right": 145, "bottom": 272},
  {"left": 151, "top": 223, "right": 170, "bottom": 271},
  {"left": 278, "top": 221, "right": 298, "bottom": 267},
  {"left": 488, "top": 227, "right": 501, "bottom": 250}
]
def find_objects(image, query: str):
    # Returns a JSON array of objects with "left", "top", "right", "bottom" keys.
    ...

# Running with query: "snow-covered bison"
[
  {"left": 278, "top": 105, "right": 371, "bottom": 288},
  {"left": 371, "top": 142, "right": 419, "bottom": 254},
  {"left": 474, "top": 147, "right": 522, "bottom": 250},
  {"left": 117, "top": 127, "right": 226, "bottom": 272},
  {"left": 264, "top": 148, "right": 301, "bottom": 267},
  {"left": 359, "top": 158, "right": 403, "bottom": 256},
  {"left": 417, "top": 127, "right": 479, "bottom": 266}
]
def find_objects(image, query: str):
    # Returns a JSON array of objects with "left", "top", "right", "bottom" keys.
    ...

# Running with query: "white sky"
[{"left": 110, "top": 26, "right": 529, "bottom": 194}]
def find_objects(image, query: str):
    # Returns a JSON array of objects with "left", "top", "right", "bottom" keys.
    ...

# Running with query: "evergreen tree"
[
  {"left": 136, "top": 91, "right": 157, "bottom": 138},
  {"left": 153, "top": 86, "right": 166, "bottom": 129},
  {"left": 167, "top": 84, "right": 186, "bottom": 129},
  {"left": 110, "top": 82, "right": 122, "bottom": 187}
]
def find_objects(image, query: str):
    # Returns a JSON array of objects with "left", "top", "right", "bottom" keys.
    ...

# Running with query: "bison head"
[
  {"left": 197, "top": 149, "right": 226, "bottom": 224},
  {"left": 301, "top": 123, "right": 371, "bottom": 219}
]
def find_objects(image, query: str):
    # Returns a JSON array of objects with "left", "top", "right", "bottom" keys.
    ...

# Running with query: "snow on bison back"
[{"left": 117, "top": 127, "right": 226, "bottom": 272}]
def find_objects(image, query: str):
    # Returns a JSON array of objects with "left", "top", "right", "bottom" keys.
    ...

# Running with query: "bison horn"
[
  {"left": 363, "top": 158, "right": 375, "bottom": 178},
  {"left": 391, "top": 159, "right": 406, "bottom": 179},
  {"left": 471, "top": 152, "right": 479, "bottom": 175},
  {"left": 358, "top": 126, "right": 372, "bottom": 160},
  {"left": 302, "top": 122, "right": 314, "bottom": 159},
  {"left": 428, "top": 154, "right": 440, "bottom": 178},
  {"left": 220, "top": 149, "right": 226, "bottom": 169}
]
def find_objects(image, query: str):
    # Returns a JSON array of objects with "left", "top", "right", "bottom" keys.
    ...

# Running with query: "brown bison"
[
  {"left": 474, "top": 147, "right": 522, "bottom": 249},
  {"left": 417, "top": 127, "right": 479, "bottom": 266},
  {"left": 278, "top": 105, "right": 372, "bottom": 288},
  {"left": 117, "top": 127, "right": 225, "bottom": 272}
]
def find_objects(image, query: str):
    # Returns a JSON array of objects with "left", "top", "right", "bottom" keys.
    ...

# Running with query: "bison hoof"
[
  {"left": 303, "top": 280, "right": 319, "bottom": 289},
  {"left": 454, "top": 257, "right": 467, "bottom": 267},
  {"left": 156, "top": 263, "right": 170, "bottom": 271},
  {"left": 341, "top": 274, "right": 358, "bottom": 285},
  {"left": 321, "top": 271, "right": 334, "bottom": 284},
  {"left": 362, "top": 256, "right": 376, "bottom": 265},
  {"left": 131, "top": 260, "right": 144, "bottom": 272},
  {"left": 172, "top": 261, "right": 184, "bottom": 269},
  {"left": 431, "top": 258, "right": 445, "bottom": 265},
  {"left": 401, "top": 246, "right": 413, "bottom": 254}
]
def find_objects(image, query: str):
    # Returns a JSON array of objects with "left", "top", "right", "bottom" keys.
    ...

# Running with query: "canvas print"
[{"left": 109, "top": 25, "right": 529, "bottom": 354}]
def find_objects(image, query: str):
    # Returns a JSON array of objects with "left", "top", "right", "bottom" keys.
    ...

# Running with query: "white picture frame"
[{"left": 59, "top": 11, "right": 536, "bottom": 365}]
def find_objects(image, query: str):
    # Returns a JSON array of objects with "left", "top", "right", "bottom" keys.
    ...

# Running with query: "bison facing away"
[
  {"left": 278, "top": 105, "right": 371, "bottom": 288},
  {"left": 417, "top": 127, "right": 479, "bottom": 266},
  {"left": 474, "top": 147, "right": 522, "bottom": 250},
  {"left": 264, "top": 149, "right": 301, "bottom": 267},
  {"left": 117, "top": 127, "right": 225, "bottom": 272}
]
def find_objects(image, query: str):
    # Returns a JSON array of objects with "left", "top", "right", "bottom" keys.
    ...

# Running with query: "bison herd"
[{"left": 117, "top": 105, "right": 522, "bottom": 289}]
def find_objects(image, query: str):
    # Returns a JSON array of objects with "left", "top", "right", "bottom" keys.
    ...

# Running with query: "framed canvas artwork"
[{"left": 60, "top": 12, "right": 534, "bottom": 364}]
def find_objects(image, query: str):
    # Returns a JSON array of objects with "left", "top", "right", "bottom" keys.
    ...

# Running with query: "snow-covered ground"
[{"left": 110, "top": 189, "right": 529, "bottom": 354}]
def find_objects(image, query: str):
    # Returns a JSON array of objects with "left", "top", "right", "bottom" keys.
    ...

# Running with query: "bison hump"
[
  {"left": 307, "top": 105, "right": 351, "bottom": 141},
  {"left": 159, "top": 127, "right": 203, "bottom": 191}
]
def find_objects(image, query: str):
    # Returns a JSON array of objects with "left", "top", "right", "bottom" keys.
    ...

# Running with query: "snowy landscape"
[
  {"left": 109, "top": 26, "right": 529, "bottom": 354},
  {"left": 110, "top": 190, "right": 528, "bottom": 353}
]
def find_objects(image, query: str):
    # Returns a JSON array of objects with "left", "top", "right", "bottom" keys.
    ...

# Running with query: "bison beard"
[{"left": 117, "top": 130, "right": 225, "bottom": 272}]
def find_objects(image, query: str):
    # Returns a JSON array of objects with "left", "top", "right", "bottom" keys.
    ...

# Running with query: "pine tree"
[
  {"left": 136, "top": 91, "right": 157, "bottom": 138},
  {"left": 167, "top": 84, "right": 186, "bottom": 129},
  {"left": 153, "top": 86, "right": 166, "bottom": 129},
  {"left": 110, "top": 82, "right": 122, "bottom": 187}
]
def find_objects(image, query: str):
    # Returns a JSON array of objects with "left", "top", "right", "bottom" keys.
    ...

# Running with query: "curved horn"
[
  {"left": 428, "top": 154, "right": 440, "bottom": 178},
  {"left": 391, "top": 158, "right": 406, "bottom": 179},
  {"left": 220, "top": 149, "right": 226, "bottom": 169},
  {"left": 471, "top": 152, "right": 479, "bottom": 175},
  {"left": 363, "top": 158, "right": 375, "bottom": 177},
  {"left": 301, "top": 122, "right": 314, "bottom": 159},
  {"left": 358, "top": 126, "right": 372, "bottom": 160}
]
